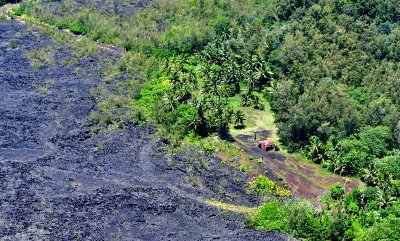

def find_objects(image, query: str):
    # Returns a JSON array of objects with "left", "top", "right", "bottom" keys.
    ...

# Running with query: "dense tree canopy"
[{"left": 268, "top": 0, "right": 400, "bottom": 153}]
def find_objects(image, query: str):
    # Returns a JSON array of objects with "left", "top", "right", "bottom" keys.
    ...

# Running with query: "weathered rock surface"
[{"left": 0, "top": 20, "right": 291, "bottom": 240}]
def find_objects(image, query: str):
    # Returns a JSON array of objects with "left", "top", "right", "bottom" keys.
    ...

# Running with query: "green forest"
[{"left": 8, "top": 0, "right": 400, "bottom": 240}]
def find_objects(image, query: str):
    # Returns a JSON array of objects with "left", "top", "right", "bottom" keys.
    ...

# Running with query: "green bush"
[
  {"left": 251, "top": 200, "right": 289, "bottom": 232},
  {"left": 68, "top": 20, "right": 88, "bottom": 35},
  {"left": 252, "top": 182, "right": 400, "bottom": 240},
  {"left": 330, "top": 182, "right": 345, "bottom": 200},
  {"left": 9, "top": 3, "right": 26, "bottom": 17},
  {"left": 226, "top": 148, "right": 239, "bottom": 158},
  {"left": 347, "top": 202, "right": 359, "bottom": 215},
  {"left": 250, "top": 175, "right": 290, "bottom": 197},
  {"left": 375, "top": 155, "right": 400, "bottom": 179}
]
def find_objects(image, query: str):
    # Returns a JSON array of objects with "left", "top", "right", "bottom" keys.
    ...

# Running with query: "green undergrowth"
[
  {"left": 251, "top": 183, "right": 400, "bottom": 241},
  {"left": 28, "top": 46, "right": 54, "bottom": 68},
  {"left": 8, "top": 2, "right": 25, "bottom": 17}
]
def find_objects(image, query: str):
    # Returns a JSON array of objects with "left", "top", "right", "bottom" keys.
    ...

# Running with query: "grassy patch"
[
  {"left": 35, "top": 79, "right": 53, "bottom": 95},
  {"left": 228, "top": 94, "right": 279, "bottom": 142},
  {"left": 206, "top": 200, "right": 257, "bottom": 216},
  {"left": 28, "top": 46, "right": 55, "bottom": 68},
  {"left": 179, "top": 133, "right": 231, "bottom": 155},
  {"left": 16, "top": 15, "right": 100, "bottom": 65},
  {"left": 287, "top": 152, "right": 344, "bottom": 176},
  {"left": 72, "top": 37, "right": 99, "bottom": 59},
  {"left": 250, "top": 175, "right": 291, "bottom": 197},
  {"left": 41, "top": 25, "right": 73, "bottom": 44},
  {"left": 240, "top": 164, "right": 248, "bottom": 172},
  {"left": 226, "top": 148, "right": 240, "bottom": 158}
]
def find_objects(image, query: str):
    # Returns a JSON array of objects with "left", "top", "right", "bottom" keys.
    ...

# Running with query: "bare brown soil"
[{"left": 235, "top": 131, "right": 361, "bottom": 201}]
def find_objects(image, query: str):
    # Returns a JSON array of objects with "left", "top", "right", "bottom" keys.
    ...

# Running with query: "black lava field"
[{"left": 0, "top": 20, "right": 290, "bottom": 241}]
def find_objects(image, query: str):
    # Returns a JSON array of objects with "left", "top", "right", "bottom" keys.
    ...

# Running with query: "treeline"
[
  {"left": 268, "top": 0, "right": 400, "bottom": 174},
  {"left": 261, "top": 5, "right": 400, "bottom": 223},
  {"left": 135, "top": 21, "right": 272, "bottom": 140},
  {"left": 255, "top": 1, "right": 400, "bottom": 240},
  {"left": 271, "top": 0, "right": 400, "bottom": 141},
  {"left": 129, "top": 1, "right": 274, "bottom": 141}
]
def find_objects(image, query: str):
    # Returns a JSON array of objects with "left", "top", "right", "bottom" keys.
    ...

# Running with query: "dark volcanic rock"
[
  {"left": 36, "top": 0, "right": 152, "bottom": 18},
  {"left": 0, "top": 20, "right": 291, "bottom": 240}
]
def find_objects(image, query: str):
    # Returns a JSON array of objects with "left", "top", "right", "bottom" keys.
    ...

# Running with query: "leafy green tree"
[
  {"left": 308, "top": 135, "right": 325, "bottom": 163},
  {"left": 330, "top": 182, "right": 345, "bottom": 200},
  {"left": 233, "top": 110, "right": 245, "bottom": 129},
  {"left": 375, "top": 155, "right": 400, "bottom": 180},
  {"left": 334, "top": 137, "right": 368, "bottom": 176},
  {"left": 357, "top": 215, "right": 400, "bottom": 241}
]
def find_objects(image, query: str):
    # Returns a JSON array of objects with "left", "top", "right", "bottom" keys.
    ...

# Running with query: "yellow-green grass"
[
  {"left": 228, "top": 94, "right": 279, "bottom": 142},
  {"left": 205, "top": 200, "right": 258, "bottom": 216}
]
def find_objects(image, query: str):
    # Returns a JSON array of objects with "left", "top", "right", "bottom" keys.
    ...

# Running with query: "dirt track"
[
  {"left": 0, "top": 19, "right": 293, "bottom": 240},
  {"left": 235, "top": 131, "right": 360, "bottom": 201}
]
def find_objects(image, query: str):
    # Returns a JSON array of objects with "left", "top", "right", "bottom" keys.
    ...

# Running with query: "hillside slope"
[{"left": 0, "top": 19, "right": 292, "bottom": 240}]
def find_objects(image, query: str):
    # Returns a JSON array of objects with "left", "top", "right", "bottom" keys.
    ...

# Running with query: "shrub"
[
  {"left": 330, "top": 182, "right": 345, "bottom": 200},
  {"left": 226, "top": 148, "right": 239, "bottom": 158},
  {"left": 250, "top": 175, "right": 290, "bottom": 197},
  {"left": 9, "top": 3, "right": 26, "bottom": 17},
  {"left": 68, "top": 20, "right": 88, "bottom": 35},
  {"left": 347, "top": 202, "right": 359, "bottom": 215},
  {"left": 176, "top": 104, "right": 199, "bottom": 135},
  {"left": 251, "top": 200, "right": 289, "bottom": 232}
]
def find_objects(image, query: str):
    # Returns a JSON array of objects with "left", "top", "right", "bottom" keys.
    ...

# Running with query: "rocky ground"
[
  {"left": 0, "top": 19, "right": 292, "bottom": 240},
  {"left": 26, "top": 0, "right": 152, "bottom": 18}
]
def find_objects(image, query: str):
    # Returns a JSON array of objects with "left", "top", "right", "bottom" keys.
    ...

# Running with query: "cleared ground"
[
  {"left": 234, "top": 131, "right": 360, "bottom": 201},
  {"left": 226, "top": 96, "right": 360, "bottom": 201}
]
